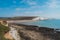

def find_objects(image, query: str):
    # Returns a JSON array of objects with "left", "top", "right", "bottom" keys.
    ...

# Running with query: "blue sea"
[{"left": 21, "top": 19, "right": 60, "bottom": 29}]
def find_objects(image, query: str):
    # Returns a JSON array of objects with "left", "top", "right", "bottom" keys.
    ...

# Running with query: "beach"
[{"left": 0, "top": 17, "right": 60, "bottom": 40}]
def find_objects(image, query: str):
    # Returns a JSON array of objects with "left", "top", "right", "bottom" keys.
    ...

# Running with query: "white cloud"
[
  {"left": 27, "top": 1, "right": 37, "bottom": 6},
  {"left": 15, "top": 7, "right": 43, "bottom": 16},
  {"left": 16, "top": 8, "right": 20, "bottom": 11},
  {"left": 46, "top": 0, "right": 60, "bottom": 8},
  {"left": 15, "top": 5, "right": 41, "bottom": 11},
  {"left": 15, "top": 0, "right": 39, "bottom": 11},
  {"left": 48, "top": 0, "right": 57, "bottom": 8},
  {"left": 20, "top": 0, "right": 37, "bottom": 6},
  {"left": 15, "top": 8, "right": 29, "bottom": 11},
  {"left": 15, "top": 6, "right": 41, "bottom": 11},
  {"left": 21, "top": 11, "right": 43, "bottom": 16}
]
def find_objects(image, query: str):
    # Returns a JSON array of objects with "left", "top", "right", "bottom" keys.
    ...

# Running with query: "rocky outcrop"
[
  {"left": 4, "top": 32, "right": 14, "bottom": 40},
  {"left": 8, "top": 23, "right": 60, "bottom": 40}
]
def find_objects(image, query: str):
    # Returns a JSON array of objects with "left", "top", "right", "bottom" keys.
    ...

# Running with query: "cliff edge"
[{"left": 7, "top": 23, "right": 60, "bottom": 40}]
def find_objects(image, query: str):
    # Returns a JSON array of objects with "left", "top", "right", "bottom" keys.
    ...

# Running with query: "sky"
[{"left": 0, "top": 0, "right": 60, "bottom": 19}]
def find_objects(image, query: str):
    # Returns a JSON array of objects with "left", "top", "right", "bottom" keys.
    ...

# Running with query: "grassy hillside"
[
  {"left": 0, "top": 16, "right": 37, "bottom": 20},
  {"left": 0, "top": 24, "right": 10, "bottom": 40}
]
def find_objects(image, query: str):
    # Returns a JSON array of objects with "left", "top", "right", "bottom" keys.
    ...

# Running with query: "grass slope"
[{"left": 0, "top": 24, "right": 10, "bottom": 40}]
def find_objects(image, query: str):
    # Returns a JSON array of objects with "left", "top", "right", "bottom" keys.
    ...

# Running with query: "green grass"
[{"left": 0, "top": 24, "right": 10, "bottom": 40}]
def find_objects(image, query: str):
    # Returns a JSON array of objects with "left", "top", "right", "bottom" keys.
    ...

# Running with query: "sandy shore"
[{"left": 7, "top": 20, "right": 37, "bottom": 23}]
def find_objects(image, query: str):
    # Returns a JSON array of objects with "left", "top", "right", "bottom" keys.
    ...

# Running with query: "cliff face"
[
  {"left": 9, "top": 23, "right": 60, "bottom": 40},
  {"left": 18, "top": 29, "right": 53, "bottom": 40}
]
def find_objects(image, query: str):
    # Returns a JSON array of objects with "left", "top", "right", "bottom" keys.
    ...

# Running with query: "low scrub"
[{"left": 0, "top": 24, "right": 10, "bottom": 40}]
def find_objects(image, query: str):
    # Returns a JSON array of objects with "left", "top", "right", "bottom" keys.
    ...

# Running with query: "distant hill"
[{"left": 0, "top": 16, "right": 37, "bottom": 20}]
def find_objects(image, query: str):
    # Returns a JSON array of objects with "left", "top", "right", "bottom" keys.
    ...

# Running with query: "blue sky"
[{"left": 0, "top": 0, "right": 60, "bottom": 19}]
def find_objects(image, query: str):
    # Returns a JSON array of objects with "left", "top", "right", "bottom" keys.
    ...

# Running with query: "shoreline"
[
  {"left": 9, "top": 23, "right": 60, "bottom": 32},
  {"left": 7, "top": 20, "right": 37, "bottom": 23},
  {"left": 8, "top": 23, "right": 60, "bottom": 40}
]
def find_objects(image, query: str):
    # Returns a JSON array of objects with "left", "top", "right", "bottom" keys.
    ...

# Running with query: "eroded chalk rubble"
[{"left": 9, "top": 23, "right": 60, "bottom": 40}]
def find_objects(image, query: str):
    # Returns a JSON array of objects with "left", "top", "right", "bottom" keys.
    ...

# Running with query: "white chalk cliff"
[{"left": 32, "top": 17, "right": 48, "bottom": 21}]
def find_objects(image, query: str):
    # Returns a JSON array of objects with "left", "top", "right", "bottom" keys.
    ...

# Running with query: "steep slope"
[{"left": 8, "top": 23, "right": 60, "bottom": 40}]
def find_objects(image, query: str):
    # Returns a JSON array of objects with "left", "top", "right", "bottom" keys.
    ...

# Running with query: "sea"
[{"left": 20, "top": 19, "right": 60, "bottom": 29}]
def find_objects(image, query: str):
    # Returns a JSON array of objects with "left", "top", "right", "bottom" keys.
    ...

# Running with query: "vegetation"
[
  {"left": 0, "top": 17, "right": 36, "bottom": 20},
  {"left": 0, "top": 24, "right": 10, "bottom": 40}
]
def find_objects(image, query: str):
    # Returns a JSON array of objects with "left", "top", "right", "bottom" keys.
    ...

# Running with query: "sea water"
[{"left": 21, "top": 19, "right": 60, "bottom": 29}]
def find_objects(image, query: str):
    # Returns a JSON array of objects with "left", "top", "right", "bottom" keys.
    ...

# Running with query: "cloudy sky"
[{"left": 0, "top": 0, "right": 60, "bottom": 19}]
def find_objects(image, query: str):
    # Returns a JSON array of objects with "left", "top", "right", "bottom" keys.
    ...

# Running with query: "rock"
[{"left": 8, "top": 23, "right": 60, "bottom": 40}]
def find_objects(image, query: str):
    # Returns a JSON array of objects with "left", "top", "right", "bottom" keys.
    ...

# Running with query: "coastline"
[
  {"left": 8, "top": 23, "right": 60, "bottom": 40},
  {"left": 7, "top": 20, "right": 37, "bottom": 23}
]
